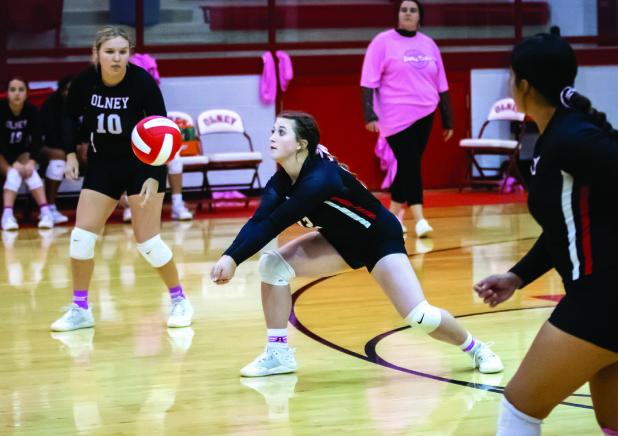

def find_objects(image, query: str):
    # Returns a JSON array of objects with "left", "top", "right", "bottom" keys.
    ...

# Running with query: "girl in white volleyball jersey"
[{"left": 50, "top": 26, "right": 193, "bottom": 332}]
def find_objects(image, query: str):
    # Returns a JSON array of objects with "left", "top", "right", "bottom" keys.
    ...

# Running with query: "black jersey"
[
  {"left": 65, "top": 64, "right": 166, "bottom": 158},
  {"left": 0, "top": 100, "right": 40, "bottom": 163},
  {"left": 510, "top": 108, "right": 618, "bottom": 288},
  {"left": 224, "top": 154, "right": 389, "bottom": 265}
]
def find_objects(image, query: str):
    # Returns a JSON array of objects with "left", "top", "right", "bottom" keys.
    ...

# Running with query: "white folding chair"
[
  {"left": 196, "top": 109, "right": 262, "bottom": 209},
  {"left": 459, "top": 98, "right": 527, "bottom": 191}
]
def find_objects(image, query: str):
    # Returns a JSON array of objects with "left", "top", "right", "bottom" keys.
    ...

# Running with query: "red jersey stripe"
[
  {"left": 330, "top": 196, "right": 377, "bottom": 220},
  {"left": 579, "top": 185, "right": 593, "bottom": 276}
]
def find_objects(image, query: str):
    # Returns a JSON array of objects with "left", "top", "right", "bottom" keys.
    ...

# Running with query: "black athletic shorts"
[
  {"left": 549, "top": 272, "right": 618, "bottom": 353},
  {"left": 82, "top": 153, "right": 167, "bottom": 200},
  {"left": 319, "top": 208, "right": 407, "bottom": 272}
]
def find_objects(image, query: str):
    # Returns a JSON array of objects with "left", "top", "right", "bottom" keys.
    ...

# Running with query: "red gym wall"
[
  {"left": 280, "top": 62, "right": 470, "bottom": 190},
  {"left": 6, "top": 48, "right": 617, "bottom": 191}
]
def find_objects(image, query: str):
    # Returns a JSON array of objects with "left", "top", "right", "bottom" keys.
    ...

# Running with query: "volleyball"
[{"left": 131, "top": 116, "right": 182, "bottom": 166}]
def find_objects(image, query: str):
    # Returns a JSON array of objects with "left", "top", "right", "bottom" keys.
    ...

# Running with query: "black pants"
[{"left": 385, "top": 112, "right": 435, "bottom": 205}]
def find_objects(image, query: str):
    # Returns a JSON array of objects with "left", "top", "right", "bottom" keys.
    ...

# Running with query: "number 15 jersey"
[{"left": 65, "top": 64, "right": 166, "bottom": 158}]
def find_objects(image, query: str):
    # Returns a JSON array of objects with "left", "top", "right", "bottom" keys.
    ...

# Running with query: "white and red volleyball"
[{"left": 131, "top": 115, "right": 182, "bottom": 166}]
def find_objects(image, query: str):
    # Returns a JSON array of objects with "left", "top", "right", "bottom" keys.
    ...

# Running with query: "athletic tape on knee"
[
  {"left": 137, "top": 234, "right": 173, "bottom": 268},
  {"left": 167, "top": 157, "right": 183, "bottom": 174},
  {"left": 497, "top": 396, "right": 542, "bottom": 436},
  {"left": 45, "top": 159, "right": 65, "bottom": 181},
  {"left": 404, "top": 300, "right": 442, "bottom": 333},
  {"left": 259, "top": 250, "right": 295, "bottom": 286},
  {"left": 70, "top": 227, "right": 98, "bottom": 260},
  {"left": 25, "top": 171, "right": 43, "bottom": 190},
  {"left": 4, "top": 168, "right": 22, "bottom": 192}
]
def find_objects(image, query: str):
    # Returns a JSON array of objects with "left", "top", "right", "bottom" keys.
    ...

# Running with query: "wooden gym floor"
[{"left": 0, "top": 202, "right": 596, "bottom": 435}]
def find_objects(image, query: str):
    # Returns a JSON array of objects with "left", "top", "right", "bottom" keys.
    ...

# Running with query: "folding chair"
[
  {"left": 196, "top": 109, "right": 262, "bottom": 210},
  {"left": 459, "top": 98, "right": 527, "bottom": 191}
]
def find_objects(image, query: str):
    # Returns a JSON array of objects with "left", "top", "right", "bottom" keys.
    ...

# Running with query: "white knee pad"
[
  {"left": 167, "top": 157, "right": 183, "bottom": 175},
  {"left": 4, "top": 168, "right": 22, "bottom": 192},
  {"left": 25, "top": 171, "right": 43, "bottom": 190},
  {"left": 70, "top": 227, "right": 98, "bottom": 260},
  {"left": 137, "top": 234, "right": 173, "bottom": 268},
  {"left": 45, "top": 159, "right": 65, "bottom": 181},
  {"left": 497, "top": 396, "right": 542, "bottom": 436},
  {"left": 404, "top": 300, "right": 442, "bottom": 333},
  {"left": 258, "top": 250, "right": 295, "bottom": 286}
]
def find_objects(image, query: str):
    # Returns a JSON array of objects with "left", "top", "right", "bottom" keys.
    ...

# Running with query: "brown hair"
[{"left": 278, "top": 111, "right": 321, "bottom": 156}]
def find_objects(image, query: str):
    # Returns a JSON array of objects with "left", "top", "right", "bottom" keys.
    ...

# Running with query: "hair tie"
[
  {"left": 559, "top": 86, "right": 577, "bottom": 108},
  {"left": 316, "top": 143, "right": 329, "bottom": 157}
]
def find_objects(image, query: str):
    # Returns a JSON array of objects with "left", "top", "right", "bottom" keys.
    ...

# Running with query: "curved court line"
[{"left": 289, "top": 277, "right": 593, "bottom": 410}]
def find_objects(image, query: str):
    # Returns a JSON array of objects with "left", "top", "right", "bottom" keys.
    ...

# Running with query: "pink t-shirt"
[{"left": 361, "top": 30, "right": 448, "bottom": 137}]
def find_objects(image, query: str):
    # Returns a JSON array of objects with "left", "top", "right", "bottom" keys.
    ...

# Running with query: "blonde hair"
[{"left": 93, "top": 26, "right": 134, "bottom": 53}]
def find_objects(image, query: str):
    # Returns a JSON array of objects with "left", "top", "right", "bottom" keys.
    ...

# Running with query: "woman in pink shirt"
[{"left": 361, "top": 0, "right": 453, "bottom": 237}]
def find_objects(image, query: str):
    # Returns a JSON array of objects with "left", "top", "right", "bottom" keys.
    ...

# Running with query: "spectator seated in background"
[
  {"left": 38, "top": 75, "right": 75, "bottom": 224},
  {"left": 0, "top": 77, "right": 54, "bottom": 230}
]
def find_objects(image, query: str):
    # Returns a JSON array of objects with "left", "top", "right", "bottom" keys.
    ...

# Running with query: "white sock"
[
  {"left": 459, "top": 332, "right": 479, "bottom": 355},
  {"left": 497, "top": 396, "right": 542, "bottom": 436},
  {"left": 267, "top": 328, "right": 288, "bottom": 349},
  {"left": 40, "top": 204, "right": 51, "bottom": 215},
  {"left": 172, "top": 194, "right": 183, "bottom": 207},
  {"left": 3, "top": 207, "right": 14, "bottom": 218}
]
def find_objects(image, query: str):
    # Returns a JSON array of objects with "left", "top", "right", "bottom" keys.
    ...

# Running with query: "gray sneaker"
[
  {"left": 50, "top": 206, "right": 69, "bottom": 224},
  {"left": 472, "top": 342, "right": 504, "bottom": 374},
  {"left": 240, "top": 347, "right": 297, "bottom": 377},
  {"left": 51, "top": 304, "right": 95, "bottom": 332},
  {"left": 167, "top": 298, "right": 193, "bottom": 328}
]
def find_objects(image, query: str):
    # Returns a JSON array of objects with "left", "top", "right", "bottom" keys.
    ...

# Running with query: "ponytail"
[{"left": 560, "top": 87, "right": 618, "bottom": 138}]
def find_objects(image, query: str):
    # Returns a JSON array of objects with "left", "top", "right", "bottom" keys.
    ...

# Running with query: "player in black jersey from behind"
[
  {"left": 474, "top": 34, "right": 618, "bottom": 435},
  {"left": 0, "top": 77, "right": 55, "bottom": 230},
  {"left": 51, "top": 26, "right": 193, "bottom": 332},
  {"left": 210, "top": 111, "right": 503, "bottom": 377}
]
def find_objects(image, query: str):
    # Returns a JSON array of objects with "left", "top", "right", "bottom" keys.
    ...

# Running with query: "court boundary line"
[{"left": 288, "top": 242, "right": 593, "bottom": 409}]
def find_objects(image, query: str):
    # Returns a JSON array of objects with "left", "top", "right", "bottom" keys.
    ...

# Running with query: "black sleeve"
[
  {"left": 62, "top": 116, "right": 79, "bottom": 154},
  {"left": 361, "top": 86, "right": 378, "bottom": 123},
  {"left": 508, "top": 233, "right": 554, "bottom": 288},
  {"left": 559, "top": 126, "right": 618, "bottom": 182},
  {"left": 438, "top": 91, "right": 453, "bottom": 130},
  {"left": 223, "top": 176, "right": 286, "bottom": 264},
  {"left": 223, "top": 166, "right": 342, "bottom": 264},
  {"left": 142, "top": 73, "right": 166, "bottom": 117}
]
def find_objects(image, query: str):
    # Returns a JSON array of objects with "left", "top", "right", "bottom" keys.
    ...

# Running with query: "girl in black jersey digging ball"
[
  {"left": 0, "top": 77, "right": 55, "bottom": 231},
  {"left": 210, "top": 111, "right": 503, "bottom": 377},
  {"left": 51, "top": 26, "right": 193, "bottom": 332},
  {"left": 474, "top": 34, "right": 618, "bottom": 435}
]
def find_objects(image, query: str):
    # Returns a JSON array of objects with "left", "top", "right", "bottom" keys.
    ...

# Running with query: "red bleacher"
[{"left": 201, "top": 2, "right": 550, "bottom": 30}]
